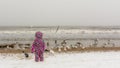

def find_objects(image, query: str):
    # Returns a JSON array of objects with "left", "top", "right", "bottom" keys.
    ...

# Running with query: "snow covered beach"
[{"left": 0, "top": 51, "right": 120, "bottom": 68}]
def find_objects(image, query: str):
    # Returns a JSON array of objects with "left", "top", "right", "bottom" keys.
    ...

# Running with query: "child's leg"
[
  {"left": 39, "top": 52, "right": 44, "bottom": 61},
  {"left": 35, "top": 52, "right": 39, "bottom": 62}
]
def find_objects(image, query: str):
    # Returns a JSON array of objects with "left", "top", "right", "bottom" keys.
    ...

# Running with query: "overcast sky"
[{"left": 0, "top": 0, "right": 120, "bottom": 26}]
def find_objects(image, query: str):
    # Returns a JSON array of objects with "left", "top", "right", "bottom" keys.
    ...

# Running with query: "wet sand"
[{"left": 1, "top": 47, "right": 120, "bottom": 53}]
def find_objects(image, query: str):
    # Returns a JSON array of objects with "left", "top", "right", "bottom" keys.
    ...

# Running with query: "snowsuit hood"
[{"left": 35, "top": 31, "right": 43, "bottom": 39}]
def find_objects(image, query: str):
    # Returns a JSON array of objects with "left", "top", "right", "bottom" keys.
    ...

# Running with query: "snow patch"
[{"left": 0, "top": 52, "right": 120, "bottom": 68}]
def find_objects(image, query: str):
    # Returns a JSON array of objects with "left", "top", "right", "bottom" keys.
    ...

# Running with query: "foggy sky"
[{"left": 0, "top": 0, "right": 120, "bottom": 26}]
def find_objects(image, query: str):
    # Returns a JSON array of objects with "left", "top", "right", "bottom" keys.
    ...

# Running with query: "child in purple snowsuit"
[{"left": 31, "top": 32, "right": 45, "bottom": 62}]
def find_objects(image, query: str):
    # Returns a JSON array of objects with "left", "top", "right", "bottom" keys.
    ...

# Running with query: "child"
[{"left": 31, "top": 31, "right": 45, "bottom": 62}]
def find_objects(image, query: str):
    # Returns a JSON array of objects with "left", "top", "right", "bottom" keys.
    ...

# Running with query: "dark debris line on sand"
[{"left": 0, "top": 47, "right": 120, "bottom": 53}]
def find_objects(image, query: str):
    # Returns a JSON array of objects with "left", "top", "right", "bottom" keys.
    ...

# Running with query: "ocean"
[{"left": 0, "top": 26, "right": 120, "bottom": 47}]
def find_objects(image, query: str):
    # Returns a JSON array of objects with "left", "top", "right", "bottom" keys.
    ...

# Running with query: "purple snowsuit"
[{"left": 31, "top": 32, "right": 45, "bottom": 62}]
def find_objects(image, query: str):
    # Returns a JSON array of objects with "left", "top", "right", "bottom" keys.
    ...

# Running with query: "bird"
[{"left": 22, "top": 51, "right": 29, "bottom": 58}]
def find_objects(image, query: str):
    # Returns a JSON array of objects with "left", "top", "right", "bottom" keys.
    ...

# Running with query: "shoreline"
[{"left": 1, "top": 47, "right": 120, "bottom": 53}]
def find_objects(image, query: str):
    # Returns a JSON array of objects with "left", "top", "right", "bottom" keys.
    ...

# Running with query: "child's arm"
[
  {"left": 43, "top": 42, "right": 46, "bottom": 51},
  {"left": 42, "top": 40, "right": 46, "bottom": 52},
  {"left": 31, "top": 41, "right": 35, "bottom": 53}
]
